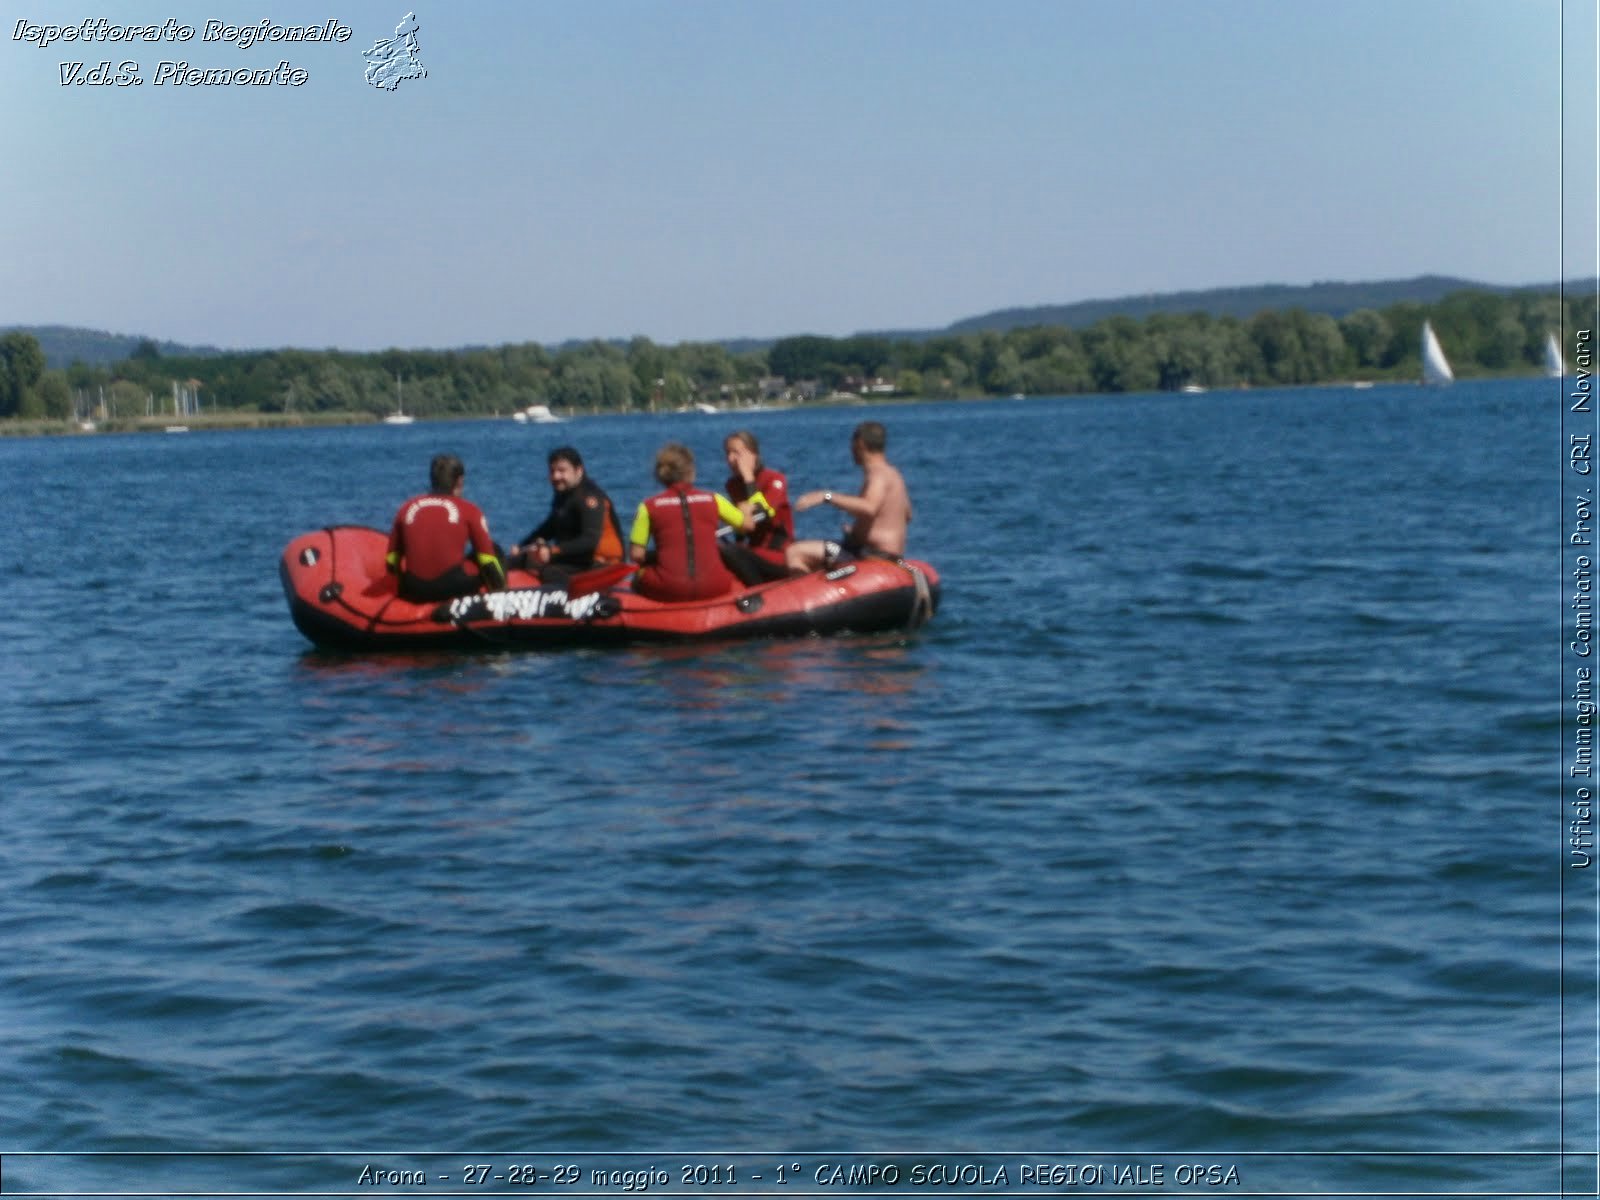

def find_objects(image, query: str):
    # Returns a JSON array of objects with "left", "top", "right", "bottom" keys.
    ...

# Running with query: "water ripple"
[{"left": 0, "top": 385, "right": 1557, "bottom": 1167}]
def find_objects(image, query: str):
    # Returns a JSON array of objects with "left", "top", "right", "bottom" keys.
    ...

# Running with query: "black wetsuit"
[{"left": 517, "top": 476, "right": 625, "bottom": 577}]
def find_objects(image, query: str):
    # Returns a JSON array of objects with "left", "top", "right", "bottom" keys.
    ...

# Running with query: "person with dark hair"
[
  {"left": 786, "top": 421, "right": 912, "bottom": 574},
  {"left": 628, "top": 442, "right": 747, "bottom": 601},
  {"left": 718, "top": 429, "right": 794, "bottom": 585},
  {"left": 508, "top": 445, "right": 625, "bottom": 583},
  {"left": 386, "top": 453, "right": 506, "bottom": 601}
]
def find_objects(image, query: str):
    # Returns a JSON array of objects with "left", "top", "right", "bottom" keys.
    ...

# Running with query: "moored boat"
[
  {"left": 383, "top": 374, "right": 415, "bottom": 424},
  {"left": 280, "top": 525, "right": 939, "bottom": 650}
]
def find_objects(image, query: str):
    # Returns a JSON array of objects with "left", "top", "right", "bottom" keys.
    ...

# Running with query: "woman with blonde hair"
[{"left": 628, "top": 443, "right": 748, "bottom": 601}]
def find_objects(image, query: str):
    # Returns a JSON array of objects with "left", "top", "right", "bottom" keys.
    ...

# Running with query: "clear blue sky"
[{"left": 1, "top": 0, "right": 1594, "bottom": 351}]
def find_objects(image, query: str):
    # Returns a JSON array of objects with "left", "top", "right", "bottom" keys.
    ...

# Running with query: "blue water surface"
[{"left": 0, "top": 380, "right": 1564, "bottom": 1194}]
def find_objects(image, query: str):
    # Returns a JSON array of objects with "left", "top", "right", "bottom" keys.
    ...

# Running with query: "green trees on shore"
[
  {"left": 7, "top": 285, "right": 1588, "bottom": 424},
  {"left": 0, "top": 331, "right": 54, "bottom": 418}
]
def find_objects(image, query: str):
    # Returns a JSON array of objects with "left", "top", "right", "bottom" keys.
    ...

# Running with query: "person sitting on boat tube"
[
  {"left": 507, "top": 445, "right": 626, "bottom": 585},
  {"left": 786, "top": 420, "right": 912, "bottom": 574},
  {"left": 385, "top": 453, "right": 507, "bottom": 602},
  {"left": 717, "top": 429, "right": 793, "bottom": 586},
  {"left": 629, "top": 442, "right": 747, "bottom": 602}
]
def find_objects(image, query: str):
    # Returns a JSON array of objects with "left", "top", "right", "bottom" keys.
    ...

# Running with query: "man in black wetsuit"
[{"left": 508, "top": 446, "right": 625, "bottom": 584}]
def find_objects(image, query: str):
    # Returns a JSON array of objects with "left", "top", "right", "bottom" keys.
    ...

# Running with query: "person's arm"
[
  {"left": 467, "top": 508, "right": 507, "bottom": 589},
  {"left": 714, "top": 493, "right": 746, "bottom": 530},
  {"left": 756, "top": 473, "right": 794, "bottom": 540},
  {"left": 795, "top": 478, "right": 882, "bottom": 519},
  {"left": 628, "top": 501, "right": 651, "bottom": 565},
  {"left": 763, "top": 474, "right": 791, "bottom": 519},
  {"left": 476, "top": 549, "right": 507, "bottom": 589},
  {"left": 512, "top": 502, "right": 559, "bottom": 557},
  {"left": 385, "top": 511, "right": 404, "bottom": 575},
  {"left": 738, "top": 489, "right": 776, "bottom": 521},
  {"left": 547, "top": 492, "right": 605, "bottom": 565}
]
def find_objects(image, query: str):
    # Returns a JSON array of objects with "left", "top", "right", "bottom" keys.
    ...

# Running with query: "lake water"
[{"left": 0, "top": 380, "right": 1583, "bottom": 1196}]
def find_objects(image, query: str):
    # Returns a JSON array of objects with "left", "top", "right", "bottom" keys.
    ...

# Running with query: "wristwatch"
[{"left": 823, "top": 491, "right": 832, "bottom": 504}]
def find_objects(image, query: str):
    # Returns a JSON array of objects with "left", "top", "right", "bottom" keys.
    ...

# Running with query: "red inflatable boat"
[{"left": 280, "top": 525, "right": 940, "bottom": 650}]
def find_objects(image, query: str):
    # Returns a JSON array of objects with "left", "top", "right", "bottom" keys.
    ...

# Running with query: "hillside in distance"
[
  {"left": 8, "top": 275, "right": 1591, "bottom": 367},
  {"left": 881, "top": 275, "right": 1588, "bottom": 339},
  {"left": 0, "top": 325, "right": 230, "bottom": 370}
]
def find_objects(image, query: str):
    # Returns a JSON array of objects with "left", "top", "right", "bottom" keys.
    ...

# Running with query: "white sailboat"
[
  {"left": 1546, "top": 332, "right": 1567, "bottom": 378},
  {"left": 383, "top": 374, "right": 415, "bottom": 425},
  {"left": 1420, "top": 320, "right": 1454, "bottom": 386}
]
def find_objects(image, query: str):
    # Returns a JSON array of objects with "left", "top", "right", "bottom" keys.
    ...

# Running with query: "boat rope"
[
  {"left": 315, "top": 527, "right": 389, "bottom": 632},
  {"left": 897, "top": 558, "right": 934, "bottom": 632}
]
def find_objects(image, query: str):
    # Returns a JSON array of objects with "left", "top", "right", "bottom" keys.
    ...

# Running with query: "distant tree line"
[
  {"left": 1, "top": 287, "right": 1588, "bottom": 422},
  {"left": 937, "top": 274, "right": 1572, "bottom": 335}
]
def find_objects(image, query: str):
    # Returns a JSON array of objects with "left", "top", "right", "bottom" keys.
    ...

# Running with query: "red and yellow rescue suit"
[
  {"left": 630, "top": 484, "right": 746, "bottom": 602},
  {"left": 386, "top": 492, "right": 506, "bottom": 601}
]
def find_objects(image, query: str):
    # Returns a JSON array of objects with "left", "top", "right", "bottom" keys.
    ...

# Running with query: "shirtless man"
[{"left": 785, "top": 421, "right": 912, "bottom": 574}]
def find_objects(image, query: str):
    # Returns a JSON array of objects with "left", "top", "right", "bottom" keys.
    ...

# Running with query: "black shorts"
[
  {"left": 719, "top": 541, "right": 788, "bottom": 585},
  {"left": 821, "top": 539, "right": 865, "bottom": 568},
  {"left": 399, "top": 566, "right": 481, "bottom": 602}
]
